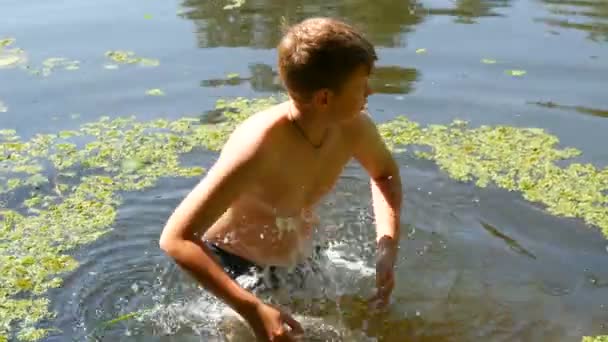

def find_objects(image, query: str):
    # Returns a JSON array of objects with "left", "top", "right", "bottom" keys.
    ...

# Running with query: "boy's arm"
[
  {"left": 351, "top": 113, "right": 403, "bottom": 305},
  {"left": 159, "top": 124, "right": 265, "bottom": 315},
  {"left": 351, "top": 113, "right": 402, "bottom": 256}
]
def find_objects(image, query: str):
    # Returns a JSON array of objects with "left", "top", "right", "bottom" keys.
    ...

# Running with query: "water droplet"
[
  {"left": 132, "top": 283, "right": 139, "bottom": 293},
  {"left": 416, "top": 310, "right": 421, "bottom": 316}
]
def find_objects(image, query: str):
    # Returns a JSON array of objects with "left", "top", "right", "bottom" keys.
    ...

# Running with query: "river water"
[{"left": 1, "top": 0, "right": 607, "bottom": 341}]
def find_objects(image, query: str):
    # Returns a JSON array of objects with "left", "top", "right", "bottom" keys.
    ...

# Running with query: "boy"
[{"left": 159, "top": 17, "right": 403, "bottom": 341}]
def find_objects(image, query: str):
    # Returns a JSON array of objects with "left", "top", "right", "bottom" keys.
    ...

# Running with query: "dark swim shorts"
[{"left": 204, "top": 240, "right": 324, "bottom": 291}]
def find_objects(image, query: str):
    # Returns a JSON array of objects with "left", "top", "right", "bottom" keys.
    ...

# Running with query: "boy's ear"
[{"left": 312, "top": 89, "right": 331, "bottom": 107}]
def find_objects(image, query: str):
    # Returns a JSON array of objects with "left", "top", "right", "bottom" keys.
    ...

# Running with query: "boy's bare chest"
[{"left": 261, "top": 138, "right": 353, "bottom": 208}]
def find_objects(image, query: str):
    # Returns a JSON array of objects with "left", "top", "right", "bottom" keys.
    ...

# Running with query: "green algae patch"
[
  {"left": 583, "top": 337, "right": 608, "bottom": 342},
  {"left": 506, "top": 69, "right": 527, "bottom": 77},
  {"left": 378, "top": 117, "right": 608, "bottom": 238},
  {"left": 0, "top": 38, "right": 80, "bottom": 76},
  {"left": 0, "top": 38, "right": 15, "bottom": 47},
  {"left": 27, "top": 57, "right": 80, "bottom": 77},
  {"left": 105, "top": 50, "right": 160, "bottom": 67},
  {"left": 0, "top": 38, "right": 27, "bottom": 69},
  {"left": 0, "top": 96, "right": 281, "bottom": 340},
  {"left": 2, "top": 95, "right": 606, "bottom": 340},
  {"left": 146, "top": 88, "right": 165, "bottom": 96},
  {"left": 223, "top": 0, "right": 246, "bottom": 9}
]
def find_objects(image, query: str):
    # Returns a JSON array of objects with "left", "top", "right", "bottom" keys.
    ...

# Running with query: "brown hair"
[{"left": 277, "top": 17, "right": 377, "bottom": 102}]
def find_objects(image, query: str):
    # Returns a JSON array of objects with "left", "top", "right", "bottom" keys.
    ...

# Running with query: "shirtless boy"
[{"left": 159, "top": 17, "right": 403, "bottom": 341}]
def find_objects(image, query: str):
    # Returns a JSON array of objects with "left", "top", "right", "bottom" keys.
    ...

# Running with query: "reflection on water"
[
  {"left": 180, "top": 0, "right": 424, "bottom": 48},
  {"left": 530, "top": 100, "right": 608, "bottom": 118},
  {"left": 200, "top": 63, "right": 420, "bottom": 95},
  {"left": 370, "top": 66, "right": 420, "bottom": 94},
  {"left": 2, "top": 0, "right": 608, "bottom": 339},
  {"left": 425, "top": 0, "right": 513, "bottom": 24},
  {"left": 536, "top": 0, "right": 608, "bottom": 41}
]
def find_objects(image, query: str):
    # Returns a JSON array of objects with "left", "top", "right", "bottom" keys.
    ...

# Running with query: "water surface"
[{"left": 1, "top": 0, "right": 607, "bottom": 340}]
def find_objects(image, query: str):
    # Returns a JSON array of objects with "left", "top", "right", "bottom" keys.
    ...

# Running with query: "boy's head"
[{"left": 278, "top": 17, "right": 377, "bottom": 119}]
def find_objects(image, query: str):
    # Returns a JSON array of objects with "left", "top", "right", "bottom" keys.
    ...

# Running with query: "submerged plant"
[{"left": 0, "top": 95, "right": 605, "bottom": 341}]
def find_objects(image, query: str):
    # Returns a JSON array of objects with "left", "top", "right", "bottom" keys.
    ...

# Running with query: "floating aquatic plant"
[
  {"left": 27, "top": 57, "right": 80, "bottom": 77},
  {"left": 481, "top": 58, "right": 497, "bottom": 64},
  {"left": 378, "top": 117, "right": 607, "bottom": 238},
  {"left": 146, "top": 88, "right": 165, "bottom": 96},
  {"left": 105, "top": 50, "right": 159, "bottom": 67},
  {"left": 0, "top": 96, "right": 279, "bottom": 341},
  {"left": 0, "top": 38, "right": 27, "bottom": 69},
  {"left": 415, "top": 48, "right": 427, "bottom": 54},
  {"left": 1, "top": 95, "right": 606, "bottom": 341},
  {"left": 0, "top": 38, "right": 79, "bottom": 77},
  {"left": 506, "top": 69, "right": 527, "bottom": 76},
  {"left": 583, "top": 337, "right": 608, "bottom": 342},
  {"left": 0, "top": 38, "right": 15, "bottom": 47},
  {"left": 223, "top": 0, "right": 246, "bottom": 10}
]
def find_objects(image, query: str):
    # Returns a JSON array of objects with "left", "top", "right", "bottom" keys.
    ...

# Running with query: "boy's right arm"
[
  {"left": 159, "top": 130, "right": 263, "bottom": 313},
  {"left": 158, "top": 126, "right": 303, "bottom": 340}
]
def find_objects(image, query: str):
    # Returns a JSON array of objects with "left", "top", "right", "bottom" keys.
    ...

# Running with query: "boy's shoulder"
[{"left": 222, "top": 102, "right": 288, "bottom": 153}]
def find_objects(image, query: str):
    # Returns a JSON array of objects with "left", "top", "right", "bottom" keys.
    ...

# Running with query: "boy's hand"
[
  {"left": 368, "top": 252, "right": 395, "bottom": 309},
  {"left": 243, "top": 301, "right": 304, "bottom": 341}
]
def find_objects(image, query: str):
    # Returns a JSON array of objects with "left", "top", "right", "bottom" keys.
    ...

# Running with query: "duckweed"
[
  {"left": 28, "top": 57, "right": 80, "bottom": 77},
  {"left": 105, "top": 50, "right": 160, "bottom": 67},
  {"left": 0, "top": 96, "right": 279, "bottom": 340},
  {"left": 146, "top": 88, "right": 165, "bottom": 96},
  {"left": 583, "top": 337, "right": 608, "bottom": 342},
  {"left": 1, "top": 95, "right": 606, "bottom": 340},
  {"left": 223, "top": 0, "right": 246, "bottom": 10},
  {"left": 378, "top": 116, "right": 607, "bottom": 238},
  {"left": 506, "top": 69, "right": 527, "bottom": 76},
  {"left": 0, "top": 38, "right": 27, "bottom": 68}
]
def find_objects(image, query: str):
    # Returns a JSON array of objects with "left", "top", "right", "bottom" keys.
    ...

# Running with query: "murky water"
[{"left": 2, "top": 0, "right": 608, "bottom": 341}]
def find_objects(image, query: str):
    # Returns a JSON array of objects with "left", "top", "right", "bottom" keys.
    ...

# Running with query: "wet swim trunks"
[
  {"left": 203, "top": 240, "right": 325, "bottom": 291},
  {"left": 204, "top": 240, "right": 261, "bottom": 279}
]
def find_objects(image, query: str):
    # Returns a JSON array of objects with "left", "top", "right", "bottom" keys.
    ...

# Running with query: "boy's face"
[{"left": 327, "top": 64, "right": 373, "bottom": 122}]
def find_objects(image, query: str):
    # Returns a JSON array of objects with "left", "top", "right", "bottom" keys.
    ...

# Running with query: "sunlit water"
[{"left": 2, "top": 0, "right": 608, "bottom": 340}]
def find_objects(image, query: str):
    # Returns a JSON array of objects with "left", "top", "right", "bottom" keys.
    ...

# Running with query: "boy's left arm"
[{"left": 351, "top": 113, "right": 403, "bottom": 308}]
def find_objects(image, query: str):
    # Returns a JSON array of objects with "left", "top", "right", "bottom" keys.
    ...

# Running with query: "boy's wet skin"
[
  {"left": 159, "top": 17, "right": 403, "bottom": 341},
  {"left": 203, "top": 100, "right": 368, "bottom": 268}
]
